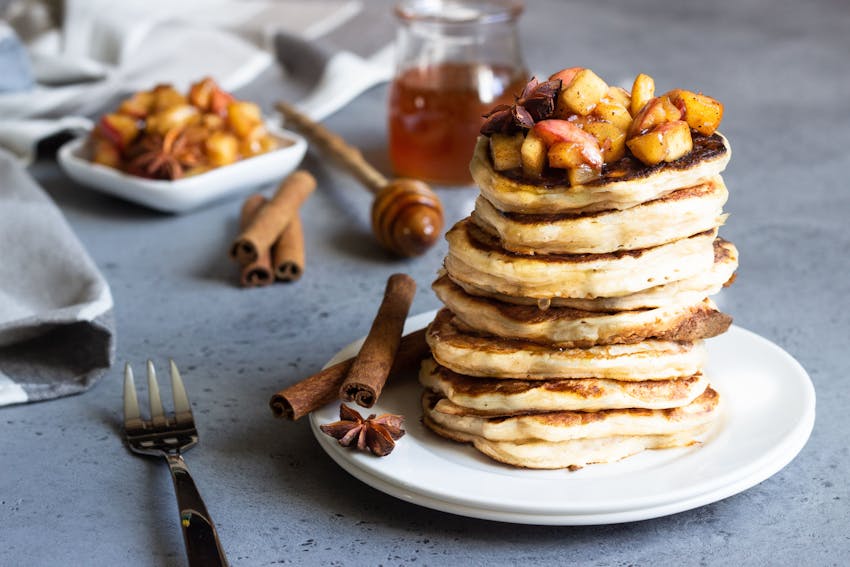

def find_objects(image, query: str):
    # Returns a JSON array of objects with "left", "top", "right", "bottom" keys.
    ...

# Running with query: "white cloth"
[
  {"left": 0, "top": 149, "right": 114, "bottom": 406},
  {"left": 0, "top": 0, "right": 362, "bottom": 162}
]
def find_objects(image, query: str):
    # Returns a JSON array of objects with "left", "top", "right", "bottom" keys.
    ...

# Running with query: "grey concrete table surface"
[{"left": 2, "top": 0, "right": 849, "bottom": 565}]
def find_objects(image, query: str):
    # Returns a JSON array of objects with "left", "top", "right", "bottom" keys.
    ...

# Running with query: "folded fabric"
[
  {"left": 0, "top": 0, "right": 362, "bottom": 163},
  {"left": 0, "top": 149, "right": 114, "bottom": 406}
]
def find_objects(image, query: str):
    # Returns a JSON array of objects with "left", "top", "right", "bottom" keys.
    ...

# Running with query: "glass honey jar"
[{"left": 388, "top": 0, "right": 527, "bottom": 185}]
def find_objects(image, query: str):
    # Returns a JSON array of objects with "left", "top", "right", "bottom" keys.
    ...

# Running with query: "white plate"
[
  {"left": 311, "top": 310, "right": 816, "bottom": 525},
  {"left": 57, "top": 122, "right": 307, "bottom": 213}
]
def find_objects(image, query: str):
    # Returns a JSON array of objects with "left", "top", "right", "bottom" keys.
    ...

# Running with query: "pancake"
[
  {"left": 471, "top": 132, "right": 730, "bottom": 214},
  {"left": 433, "top": 275, "right": 732, "bottom": 347},
  {"left": 445, "top": 218, "right": 717, "bottom": 300},
  {"left": 423, "top": 413, "right": 713, "bottom": 470},
  {"left": 419, "top": 358, "right": 710, "bottom": 413},
  {"left": 472, "top": 176, "right": 728, "bottom": 255},
  {"left": 427, "top": 309, "right": 705, "bottom": 381},
  {"left": 422, "top": 386, "right": 719, "bottom": 442},
  {"left": 447, "top": 237, "right": 738, "bottom": 311}
]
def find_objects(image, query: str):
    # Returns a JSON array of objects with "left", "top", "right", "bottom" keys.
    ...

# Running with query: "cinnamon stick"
[
  {"left": 273, "top": 213, "right": 305, "bottom": 282},
  {"left": 340, "top": 273, "right": 417, "bottom": 408},
  {"left": 229, "top": 170, "right": 315, "bottom": 265},
  {"left": 239, "top": 194, "right": 274, "bottom": 287},
  {"left": 269, "top": 328, "right": 429, "bottom": 420}
]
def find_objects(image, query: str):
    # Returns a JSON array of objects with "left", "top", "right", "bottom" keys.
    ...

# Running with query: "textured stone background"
[{"left": 2, "top": 0, "right": 848, "bottom": 565}]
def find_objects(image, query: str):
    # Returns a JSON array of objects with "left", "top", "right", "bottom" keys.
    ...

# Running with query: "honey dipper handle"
[{"left": 276, "top": 101, "right": 387, "bottom": 194}]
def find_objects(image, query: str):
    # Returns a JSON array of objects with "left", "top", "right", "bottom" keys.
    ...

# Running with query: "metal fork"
[{"left": 123, "top": 360, "right": 229, "bottom": 567}]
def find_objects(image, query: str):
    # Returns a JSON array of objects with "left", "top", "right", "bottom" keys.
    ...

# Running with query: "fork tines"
[{"left": 124, "top": 360, "right": 195, "bottom": 432}]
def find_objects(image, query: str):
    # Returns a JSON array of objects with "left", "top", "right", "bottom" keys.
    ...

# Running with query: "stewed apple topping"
[
  {"left": 480, "top": 69, "right": 724, "bottom": 184},
  {"left": 90, "top": 77, "right": 283, "bottom": 180}
]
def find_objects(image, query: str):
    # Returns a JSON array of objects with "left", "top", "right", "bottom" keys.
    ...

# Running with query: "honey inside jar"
[{"left": 389, "top": 62, "right": 527, "bottom": 185}]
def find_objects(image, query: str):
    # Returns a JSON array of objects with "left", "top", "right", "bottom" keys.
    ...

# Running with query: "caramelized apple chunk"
[
  {"left": 664, "top": 89, "right": 724, "bottom": 135},
  {"left": 91, "top": 137, "right": 123, "bottom": 168},
  {"left": 96, "top": 114, "right": 140, "bottom": 150},
  {"left": 568, "top": 164, "right": 602, "bottom": 186},
  {"left": 627, "top": 96, "right": 682, "bottom": 138},
  {"left": 226, "top": 101, "right": 263, "bottom": 138},
  {"left": 520, "top": 130, "right": 547, "bottom": 178},
  {"left": 205, "top": 131, "right": 239, "bottom": 166},
  {"left": 583, "top": 121, "right": 627, "bottom": 162},
  {"left": 626, "top": 120, "right": 693, "bottom": 165},
  {"left": 604, "top": 86, "right": 631, "bottom": 109},
  {"left": 630, "top": 73, "right": 655, "bottom": 116},
  {"left": 533, "top": 119, "right": 603, "bottom": 168},
  {"left": 592, "top": 102, "right": 632, "bottom": 131},
  {"left": 489, "top": 132, "right": 525, "bottom": 171},
  {"left": 558, "top": 69, "right": 609, "bottom": 116}
]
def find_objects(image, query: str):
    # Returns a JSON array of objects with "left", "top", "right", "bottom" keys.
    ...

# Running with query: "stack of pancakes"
[{"left": 420, "top": 132, "right": 738, "bottom": 470}]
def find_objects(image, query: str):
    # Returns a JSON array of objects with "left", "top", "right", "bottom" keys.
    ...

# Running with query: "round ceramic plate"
[{"left": 311, "top": 311, "right": 815, "bottom": 525}]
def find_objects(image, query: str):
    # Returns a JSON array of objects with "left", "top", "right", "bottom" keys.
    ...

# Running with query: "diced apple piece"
[
  {"left": 548, "top": 67, "right": 584, "bottom": 87},
  {"left": 583, "top": 121, "right": 627, "bottom": 162},
  {"left": 604, "top": 86, "right": 631, "bottom": 109},
  {"left": 664, "top": 89, "right": 724, "bottom": 135},
  {"left": 547, "top": 141, "right": 589, "bottom": 169},
  {"left": 521, "top": 130, "right": 547, "bottom": 178},
  {"left": 205, "top": 131, "right": 239, "bottom": 166},
  {"left": 202, "top": 114, "right": 225, "bottom": 131},
  {"left": 627, "top": 96, "right": 682, "bottom": 138},
  {"left": 558, "top": 69, "right": 609, "bottom": 116},
  {"left": 568, "top": 164, "right": 602, "bottom": 186},
  {"left": 626, "top": 120, "right": 693, "bottom": 166},
  {"left": 489, "top": 132, "right": 524, "bottom": 171},
  {"left": 532, "top": 120, "right": 603, "bottom": 168},
  {"left": 210, "top": 88, "right": 235, "bottom": 117},
  {"left": 592, "top": 102, "right": 632, "bottom": 132},
  {"left": 151, "top": 84, "right": 187, "bottom": 112},
  {"left": 146, "top": 105, "right": 199, "bottom": 136},
  {"left": 117, "top": 92, "right": 154, "bottom": 119},
  {"left": 96, "top": 114, "right": 139, "bottom": 150},
  {"left": 630, "top": 73, "right": 655, "bottom": 116},
  {"left": 227, "top": 101, "right": 263, "bottom": 138},
  {"left": 188, "top": 77, "right": 218, "bottom": 111},
  {"left": 91, "top": 137, "right": 122, "bottom": 168}
]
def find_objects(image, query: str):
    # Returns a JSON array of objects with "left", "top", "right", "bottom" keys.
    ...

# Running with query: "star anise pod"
[
  {"left": 126, "top": 126, "right": 203, "bottom": 180},
  {"left": 480, "top": 76, "right": 562, "bottom": 136},
  {"left": 320, "top": 404, "right": 405, "bottom": 457}
]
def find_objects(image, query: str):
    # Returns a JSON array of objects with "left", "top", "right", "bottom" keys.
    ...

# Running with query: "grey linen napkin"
[{"left": 0, "top": 149, "right": 114, "bottom": 406}]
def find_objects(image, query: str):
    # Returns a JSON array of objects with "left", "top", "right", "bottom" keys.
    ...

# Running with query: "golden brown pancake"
[
  {"left": 419, "top": 358, "right": 710, "bottom": 413},
  {"left": 445, "top": 218, "right": 718, "bottom": 301},
  {"left": 471, "top": 132, "right": 730, "bottom": 214},
  {"left": 422, "top": 386, "right": 719, "bottom": 442},
  {"left": 423, "top": 413, "right": 714, "bottom": 470},
  {"left": 472, "top": 176, "right": 728, "bottom": 255},
  {"left": 433, "top": 275, "right": 731, "bottom": 347},
  {"left": 427, "top": 309, "right": 706, "bottom": 381},
  {"left": 446, "top": 237, "right": 738, "bottom": 311}
]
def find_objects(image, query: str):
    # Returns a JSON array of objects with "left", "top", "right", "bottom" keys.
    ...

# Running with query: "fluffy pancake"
[
  {"left": 422, "top": 386, "right": 719, "bottom": 442},
  {"left": 445, "top": 218, "right": 717, "bottom": 300},
  {"left": 472, "top": 176, "right": 728, "bottom": 255},
  {"left": 419, "top": 358, "right": 710, "bottom": 413},
  {"left": 447, "top": 237, "right": 738, "bottom": 311},
  {"left": 433, "top": 275, "right": 732, "bottom": 347},
  {"left": 471, "top": 132, "right": 730, "bottom": 214},
  {"left": 427, "top": 309, "right": 705, "bottom": 380},
  {"left": 423, "top": 413, "right": 713, "bottom": 469}
]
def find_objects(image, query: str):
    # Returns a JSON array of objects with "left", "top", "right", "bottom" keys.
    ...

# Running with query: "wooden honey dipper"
[{"left": 276, "top": 101, "right": 444, "bottom": 258}]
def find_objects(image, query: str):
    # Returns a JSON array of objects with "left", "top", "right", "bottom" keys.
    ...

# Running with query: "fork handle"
[{"left": 166, "top": 454, "right": 229, "bottom": 567}]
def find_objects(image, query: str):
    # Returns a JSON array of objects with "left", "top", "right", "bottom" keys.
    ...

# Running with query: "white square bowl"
[{"left": 57, "top": 121, "right": 307, "bottom": 213}]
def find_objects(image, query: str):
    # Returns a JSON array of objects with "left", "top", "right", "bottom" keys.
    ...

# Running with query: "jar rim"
[{"left": 395, "top": 0, "right": 524, "bottom": 25}]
